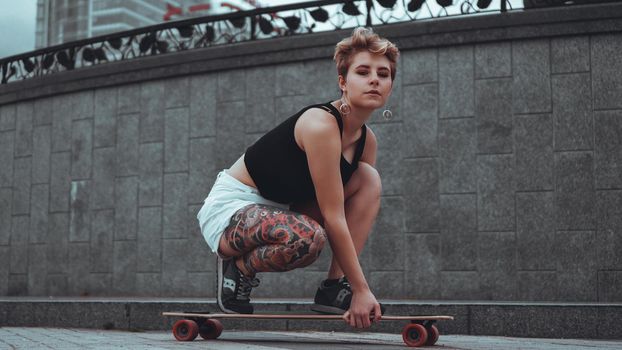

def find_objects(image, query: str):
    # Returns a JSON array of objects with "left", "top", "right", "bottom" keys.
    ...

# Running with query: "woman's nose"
[{"left": 370, "top": 74, "right": 379, "bottom": 85}]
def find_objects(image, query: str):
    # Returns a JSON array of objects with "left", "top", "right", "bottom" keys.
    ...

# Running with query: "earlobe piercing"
[
  {"left": 339, "top": 100, "right": 351, "bottom": 116},
  {"left": 339, "top": 91, "right": 351, "bottom": 116},
  {"left": 383, "top": 109, "right": 393, "bottom": 120}
]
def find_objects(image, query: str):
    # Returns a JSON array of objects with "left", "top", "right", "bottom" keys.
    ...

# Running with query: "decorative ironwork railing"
[{"left": 0, "top": 0, "right": 611, "bottom": 84}]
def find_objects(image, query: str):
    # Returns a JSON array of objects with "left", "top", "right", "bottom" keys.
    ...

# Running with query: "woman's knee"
[
  {"left": 348, "top": 162, "right": 382, "bottom": 199},
  {"left": 258, "top": 214, "right": 326, "bottom": 271},
  {"left": 307, "top": 218, "right": 327, "bottom": 255},
  {"left": 292, "top": 214, "right": 327, "bottom": 266},
  {"left": 296, "top": 213, "right": 327, "bottom": 250},
  {"left": 271, "top": 212, "right": 326, "bottom": 245}
]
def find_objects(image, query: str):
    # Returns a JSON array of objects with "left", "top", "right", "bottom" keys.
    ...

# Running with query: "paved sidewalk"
[
  {"left": 3, "top": 298, "right": 622, "bottom": 340},
  {"left": 1, "top": 328, "right": 621, "bottom": 350}
]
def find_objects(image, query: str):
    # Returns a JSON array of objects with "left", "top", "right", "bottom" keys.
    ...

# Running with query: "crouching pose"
[{"left": 197, "top": 27, "right": 399, "bottom": 329}]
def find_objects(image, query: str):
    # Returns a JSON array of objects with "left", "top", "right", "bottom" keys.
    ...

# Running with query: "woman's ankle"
[{"left": 235, "top": 258, "right": 254, "bottom": 277}]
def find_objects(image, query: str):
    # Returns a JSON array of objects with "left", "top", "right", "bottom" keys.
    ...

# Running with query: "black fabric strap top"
[
  {"left": 244, "top": 102, "right": 367, "bottom": 204},
  {"left": 324, "top": 103, "right": 368, "bottom": 168}
]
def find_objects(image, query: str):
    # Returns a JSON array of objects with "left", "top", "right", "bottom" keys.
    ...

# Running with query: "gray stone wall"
[{"left": 1, "top": 3, "right": 622, "bottom": 301}]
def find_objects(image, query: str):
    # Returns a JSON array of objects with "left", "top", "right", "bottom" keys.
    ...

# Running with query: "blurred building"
[
  {"left": 162, "top": 0, "right": 262, "bottom": 21},
  {"left": 35, "top": 0, "right": 260, "bottom": 49},
  {"left": 523, "top": 0, "right": 619, "bottom": 9}
]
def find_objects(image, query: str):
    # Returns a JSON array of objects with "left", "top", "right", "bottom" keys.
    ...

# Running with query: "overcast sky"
[
  {"left": 0, "top": 0, "right": 37, "bottom": 59},
  {"left": 0, "top": 0, "right": 523, "bottom": 59},
  {"left": 0, "top": 0, "right": 304, "bottom": 59}
]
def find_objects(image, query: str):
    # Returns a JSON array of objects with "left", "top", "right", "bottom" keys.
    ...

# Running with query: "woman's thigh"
[
  {"left": 218, "top": 203, "right": 325, "bottom": 258},
  {"left": 289, "top": 162, "right": 381, "bottom": 228},
  {"left": 290, "top": 200, "right": 324, "bottom": 226}
]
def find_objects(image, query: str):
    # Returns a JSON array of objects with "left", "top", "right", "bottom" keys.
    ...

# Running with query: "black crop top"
[{"left": 244, "top": 102, "right": 367, "bottom": 204}]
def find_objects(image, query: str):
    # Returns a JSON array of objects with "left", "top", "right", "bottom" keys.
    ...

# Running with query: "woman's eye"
[{"left": 357, "top": 71, "right": 368, "bottom": 75}]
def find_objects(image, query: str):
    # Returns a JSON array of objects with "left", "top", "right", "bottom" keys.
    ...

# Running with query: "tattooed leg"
[{"left": 220, "top": 204, "right": 326, "bottom": 276}]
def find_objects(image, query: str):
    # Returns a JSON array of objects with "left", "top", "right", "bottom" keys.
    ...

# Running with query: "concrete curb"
[{"left": 1, "top": 298, "right": 620, "bottom": 339}]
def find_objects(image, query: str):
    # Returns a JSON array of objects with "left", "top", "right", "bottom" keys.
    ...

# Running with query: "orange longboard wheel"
[
  {"left": 425, "top": 324, "right": 440, "bottom": 346},
  {"left": 199, "top": 318, "right": 224, "bottom": 340},
  {"left": 172, "top": 319, "right": 199, "bottom": 341},
  {"left": 402, "top": 323, "right": 428, "bottom": 347}
]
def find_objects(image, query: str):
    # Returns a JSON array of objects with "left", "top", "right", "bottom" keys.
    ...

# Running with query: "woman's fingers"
[
  {"left": 347, "top": 310, "right": 371, "bottom": 328},
  {"left": 345, "top": 305, "right": 383, "bottom": 328},
  {"left": 362, "top": 314, "right": 371, "bottom": 328},
  {"left": 373, "top": 303, "right": 382, "bottom": 322},
  {"left": 355, "top": 314, "right": 364, "bottom": 328}
]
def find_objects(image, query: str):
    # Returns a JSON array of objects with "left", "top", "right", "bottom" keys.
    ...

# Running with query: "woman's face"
[{"left": 340, "top": 51, "right": 393, "bottom": 111}]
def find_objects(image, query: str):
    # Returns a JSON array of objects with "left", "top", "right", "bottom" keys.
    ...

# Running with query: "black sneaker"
[
  {"left": 217, "top": 257, "right": 259, "bottom": 314},
  {"left": 311, "top": 277, "right": 386, "bottom": 315},
  {"left": 311, "top": 277, "right": 352, "bottom": 314}
]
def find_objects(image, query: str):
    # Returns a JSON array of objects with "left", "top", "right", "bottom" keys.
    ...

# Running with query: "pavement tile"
[{"left": 0, "top": 328, "right": 621, "bottom": 349}]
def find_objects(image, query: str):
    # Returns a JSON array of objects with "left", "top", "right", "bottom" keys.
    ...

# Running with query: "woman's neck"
[{"left": 331, "top": 100, "right": 372, "bottom": 137}]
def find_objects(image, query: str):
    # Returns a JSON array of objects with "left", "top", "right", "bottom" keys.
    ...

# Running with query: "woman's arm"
[{"left": 296, "top": 109, "right": 381, "bottom": 328}]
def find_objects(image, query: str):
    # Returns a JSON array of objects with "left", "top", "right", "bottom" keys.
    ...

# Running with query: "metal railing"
[{"left": 0, "top": 0, "right": 611, "bottom": 84}]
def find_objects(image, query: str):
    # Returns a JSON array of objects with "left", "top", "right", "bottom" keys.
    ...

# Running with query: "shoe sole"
[
  {"left": 310, "top": 303, "right": 346, "bottom": 315},
  {"left": 310, "top": 303, "right": 386, "bottom": 315},
  {"left": 217, "top": 257, "right": 236, "bottom": 314}
]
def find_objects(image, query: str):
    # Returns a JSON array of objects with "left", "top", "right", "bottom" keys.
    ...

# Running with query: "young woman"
[{"left": 197, "top": 27, "right": 399, "bottom": 329}]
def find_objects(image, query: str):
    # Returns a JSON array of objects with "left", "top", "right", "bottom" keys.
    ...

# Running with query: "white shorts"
[{"left": 196, "top": 170, "right": 290, "bottom": 253}]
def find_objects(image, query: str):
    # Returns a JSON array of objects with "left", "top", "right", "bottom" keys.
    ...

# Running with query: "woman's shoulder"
[
  {"left": 296, "top": 105, "right": 341, "bottom": 134},
  {"left": 293, "top": 105, "right": 341, "bottom": 152}
]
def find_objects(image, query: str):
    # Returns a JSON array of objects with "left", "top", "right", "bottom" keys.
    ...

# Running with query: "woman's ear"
[{"left": 338, "top": 75, "right": 346, "bottom": 91}]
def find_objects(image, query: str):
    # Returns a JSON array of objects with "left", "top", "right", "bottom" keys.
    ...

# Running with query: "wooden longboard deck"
[
  {"left": 162, "top": 311, "right": 454, "bottom": 321},
  {"left": 163, "top": 311, "right": 455, "bottom": 346}
]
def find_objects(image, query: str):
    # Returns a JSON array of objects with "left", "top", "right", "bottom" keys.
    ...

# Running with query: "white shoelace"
[{"left": 237, "top": 273, "right": 260, "bottom": 301}]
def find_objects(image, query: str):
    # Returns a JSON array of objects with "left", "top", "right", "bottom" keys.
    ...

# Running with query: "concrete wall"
[{"left": 1, "top": 2, "right": 622, "bottom": 301}]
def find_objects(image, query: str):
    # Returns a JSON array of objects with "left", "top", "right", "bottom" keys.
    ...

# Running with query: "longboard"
[{"left": 162, "top": 311, "right": 454, "bottom": 347}]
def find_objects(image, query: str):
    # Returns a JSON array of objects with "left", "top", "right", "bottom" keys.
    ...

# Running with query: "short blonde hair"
[{"left": 334, "top": 27, "right": 400, "bottom": 81}]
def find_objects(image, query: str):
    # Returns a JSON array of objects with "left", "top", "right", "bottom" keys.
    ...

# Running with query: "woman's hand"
[{"left": 342, "top": 288, "right": 382, "bottom": 328}]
